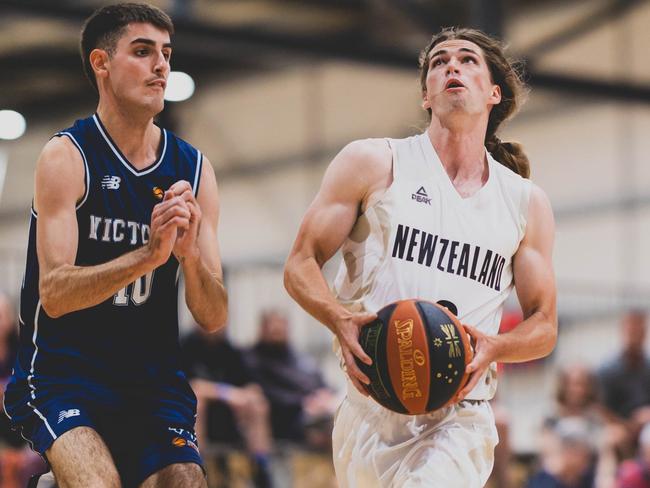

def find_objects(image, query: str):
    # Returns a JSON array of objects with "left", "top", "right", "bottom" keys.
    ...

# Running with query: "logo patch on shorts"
[
  {"left": 172, "top": 437, "right": 187, "bottom": 447},
  {"left": 57, "top": 409, "right": 80, "bottom": 423}
]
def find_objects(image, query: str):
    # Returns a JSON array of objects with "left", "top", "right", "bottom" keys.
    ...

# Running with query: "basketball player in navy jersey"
[
  {"left": 3, "top": 4, "right": 226, "bottom": 487},
  {"left": 285, "top": 28, "right": 557, "bottom": 486}
]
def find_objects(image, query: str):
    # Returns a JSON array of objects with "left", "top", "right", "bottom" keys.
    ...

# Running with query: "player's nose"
[
  {"left": 153, "top": 52, "right": 169, "bottom": 76},
  {"left": 445, "top": 59, "right": 460, "bottom": 75}
]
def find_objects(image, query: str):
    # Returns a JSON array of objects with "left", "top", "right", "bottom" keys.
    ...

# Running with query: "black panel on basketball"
[
  {"left": 356, "top": 303, "right": 407, "bottom": 414},
  {"left": 417, "top": 301, "right": 467, "bottom": 412}
]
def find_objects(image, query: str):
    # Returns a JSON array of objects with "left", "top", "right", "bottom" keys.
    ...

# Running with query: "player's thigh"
[
  {"left": 393, "top": 423, "right": 497, "bottom": 488},
  {"left": 47, "top": 426, "right": 120, "bottom": 488},
  {"left": 139, "top": 462, "right": 206, "bottom": 488}
]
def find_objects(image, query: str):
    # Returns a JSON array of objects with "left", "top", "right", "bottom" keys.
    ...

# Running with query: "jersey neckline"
[
  {"left": 418, "top": 132, "right": 494, "bottom": 202},
  {"left": 92, "top": 113, "right": 167, "bottom": 177}
]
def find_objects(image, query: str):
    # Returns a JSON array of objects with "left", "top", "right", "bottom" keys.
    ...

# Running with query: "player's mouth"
[
  {"left": 147, "top": 79, "right": 167, "bottom": 90},
  {"left": 444, "top": 79, "right": 465, "bottom": 91}
]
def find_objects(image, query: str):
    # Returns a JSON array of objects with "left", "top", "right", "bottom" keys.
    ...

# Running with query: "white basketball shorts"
[{"left": 332, "top": 382, "right": 499, "bottom": 488}]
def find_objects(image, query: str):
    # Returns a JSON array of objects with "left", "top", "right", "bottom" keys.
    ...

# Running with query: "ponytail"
[{"left": 485, "top": 134, "right": 530, "bottom": 179}]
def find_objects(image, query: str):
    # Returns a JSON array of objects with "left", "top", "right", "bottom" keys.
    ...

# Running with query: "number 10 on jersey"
[{"left": 113, "top": 270, "right": 155, "bottom": 306}]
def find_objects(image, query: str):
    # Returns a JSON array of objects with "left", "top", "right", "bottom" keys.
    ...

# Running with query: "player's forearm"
[
  {"left": 493, "top": 309, "right": 557, "bottom": 363},
  {"left": 182, "top": 257, "right": 227, "bottom": 332},
  {"left": 284, "top": 254, "right": 348, "bottom": 333},
  {"left": 39, "top": 246, "right": 156, "bottom": 318}
]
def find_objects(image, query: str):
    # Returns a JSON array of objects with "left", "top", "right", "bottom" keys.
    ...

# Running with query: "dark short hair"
[{"left": 80, "top": 3, "right": 174, "bottom": 91}]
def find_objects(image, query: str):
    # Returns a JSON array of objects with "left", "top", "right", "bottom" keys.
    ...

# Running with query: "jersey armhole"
[
  {"left": 52, "top": 132, "right": 91, "bottom": 212},
  {"left": 192, "top": 150, "right": 203, "bottom": 198},
  {"left": 361, "top": 139, "right": 396, "bottom": 215},
  {"left": 518, "top": 178, "right": 533, "bottom": 240}
]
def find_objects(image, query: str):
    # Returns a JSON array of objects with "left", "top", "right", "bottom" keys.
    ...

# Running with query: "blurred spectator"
[
  {"left": 527, "top": 417, "right": 597, "bottom": 488},
  {"left": 552, "top": 364, "right": 604, "bottom": 427},
  {"left": 615, "top": 422, "right": 650, "bottom": 488},
  {"left": 0, "top": 292, "right": 45, "bottom": 487},
  {"left": 598, "top": 311, "right": 650, "bottom": 457},
  {"left": 246, "top": 310, "right": 337, "bottom": 449},
  {"left": 182, "top": 326, "right": 273, "bottom": 488}
]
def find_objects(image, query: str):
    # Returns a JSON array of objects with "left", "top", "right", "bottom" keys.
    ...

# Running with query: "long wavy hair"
[{"left": 419, "top": 28, "right": 530, "bottom": 178}]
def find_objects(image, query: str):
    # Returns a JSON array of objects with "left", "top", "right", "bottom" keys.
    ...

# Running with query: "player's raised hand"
[
  {"left": 456, "top": 324, "right": 498, "bottom": 401},
  {"left": 166, "top": 180, "right": 202, "bottom": 262},
  {"left": 334, "top": 311, "right": 376, "bottom": 396},
  {"left": 148, "top": 189, "right": 191, "bottom": 266}
]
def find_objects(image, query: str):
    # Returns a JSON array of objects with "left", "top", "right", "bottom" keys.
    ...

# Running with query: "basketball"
[{"left": 355, "top": 299, "right": 474, "bottom": 415}]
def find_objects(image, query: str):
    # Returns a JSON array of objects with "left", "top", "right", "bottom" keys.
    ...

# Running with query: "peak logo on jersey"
[
  {"left": 152, "top": 186, "right": 164, "bottom": 200},
  {"left": 412, "top": 186, "right": 431, "bottom": 205},
  {"left": 101, "top": 175, "right": 121, "bottom": 190},
  {"left": 57, "top": 409, "right": 80, "bottom": 424},
  {"left": 171, "top": 437, "right": 187, "bottom": 447}
]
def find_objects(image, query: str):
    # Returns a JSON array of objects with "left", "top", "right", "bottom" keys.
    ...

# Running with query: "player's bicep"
[
  {"left": 34, "top": 138, "right": 85, "bottom": 275},
  {"left": 513, "top": 184, "right": 556, "bottom": 320},
  {"left": 195, "top": 159, "right": 223, "bottom": 278}
]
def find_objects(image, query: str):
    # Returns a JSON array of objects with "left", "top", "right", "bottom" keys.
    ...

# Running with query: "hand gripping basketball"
[{"left": 354, "top": 299, "right": 474, "bottom": 415}]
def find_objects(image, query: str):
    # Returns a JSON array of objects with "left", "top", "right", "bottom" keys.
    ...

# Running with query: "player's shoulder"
[
  {"left": 341, "top": 138, "right": 391, "bottom": 161},
  {"left": 38, "top": 135, "right": 84, "bottom": 171},
  {"left": 334, "top": 138, "right": 392, "bottom": 178},
  {"left": 528, "top": 183, "right": 552, "bottom": 217}
]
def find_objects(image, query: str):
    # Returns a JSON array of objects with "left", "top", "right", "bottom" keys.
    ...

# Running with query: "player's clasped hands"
[
  {"left": 334, "top": 311, "right": 377, "bottom": 396},
  {"left": 148, "top": 180, "right": 201, "bottom": 266}
]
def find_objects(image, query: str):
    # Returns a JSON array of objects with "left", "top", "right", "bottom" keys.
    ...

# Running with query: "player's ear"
[
  {"left": 489, "top": 84, "right": 501, "bottom": 106},
  {"left": 422, "top": 89, "right": 431, "bottom": 110},
  {"left": 90, "top": 49, "right": 110, "bottom": 83}
]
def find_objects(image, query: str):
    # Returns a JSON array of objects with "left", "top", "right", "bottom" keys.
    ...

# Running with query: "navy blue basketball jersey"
[{"left": 6, "top": 114, "right": 203, "bottom": 398}]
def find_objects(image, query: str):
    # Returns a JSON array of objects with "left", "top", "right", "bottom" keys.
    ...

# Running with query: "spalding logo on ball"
[{"left": 355, "top": 299, "right": 473, "bottom": 415}]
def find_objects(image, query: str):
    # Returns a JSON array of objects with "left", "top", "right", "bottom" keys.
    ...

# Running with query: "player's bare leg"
[
  {"left": 47, "top": 426, "right": 120, "bottom": 488},
  {"left": 139, "top": 462, "right": 206, "bottom": 488}
]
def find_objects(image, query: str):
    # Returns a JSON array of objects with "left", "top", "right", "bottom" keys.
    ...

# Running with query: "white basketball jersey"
[{"left": 332, "top": 132, "right": 531, "bottom": 400}]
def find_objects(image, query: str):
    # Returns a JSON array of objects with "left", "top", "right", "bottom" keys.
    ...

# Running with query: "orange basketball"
[{"left": 355, "top": 299, "right": 474, "bottom": 415}]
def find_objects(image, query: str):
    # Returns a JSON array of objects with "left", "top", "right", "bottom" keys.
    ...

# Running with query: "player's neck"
[
  {"left": 96, "top": 102, "right": 161, "bottom": 170},
  {"left": 427, "top": 115, "right": 488, "bottom": 183}
]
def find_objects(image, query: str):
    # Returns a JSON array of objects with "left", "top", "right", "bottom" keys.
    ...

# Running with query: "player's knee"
[{"left": 144, "top": 462, "right": 205, "bottom": 488}]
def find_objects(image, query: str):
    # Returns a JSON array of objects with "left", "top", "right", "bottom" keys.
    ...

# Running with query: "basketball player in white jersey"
[{"left": 284, "top": 28, "right": 557, "bottom": 487}]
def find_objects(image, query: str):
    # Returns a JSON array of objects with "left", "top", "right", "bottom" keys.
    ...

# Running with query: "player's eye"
[
  {"left": 135, "top": 49, "right": 149, "bottom": 56},
  {"left": 431, "top": 58, "right": 444, "bottom": 67},
  {"left": 463, "top": 56, "right": 477, "bottom": 64}
]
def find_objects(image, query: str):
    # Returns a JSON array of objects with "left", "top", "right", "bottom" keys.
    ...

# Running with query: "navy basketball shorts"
[{"left": 4, "top": 380, "right": 203, "bottom": 487}]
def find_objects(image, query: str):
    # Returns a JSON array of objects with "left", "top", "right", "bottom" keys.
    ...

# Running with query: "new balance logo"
[
  {"left": 101, "top": 175, "right": 121, "bottom": 190},
  {"left": 58, "top": 409, "right": 80, "bottom": 423},
  {"left": 412, "top": 186, "right": 431, "bottom": 205}
]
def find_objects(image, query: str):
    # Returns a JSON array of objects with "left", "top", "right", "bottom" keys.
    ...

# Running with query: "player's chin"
[{"left": 138, "top": 93, "right": 165, "bottom": 115}]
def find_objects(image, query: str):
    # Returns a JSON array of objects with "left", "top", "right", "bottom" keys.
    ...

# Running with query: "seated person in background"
[
  {"left": 0, "top": 292, "right": 45, "bottom": 488},
  {"left": 548, "top": 364, "right": 604, "bottom": 428},
  {"left": 527, "top": 418, "right": 597, "bottom": 488},
  {"left": 535, "top": 365, "right": 608, "bottom": 488},
  {"left": 598, "top": 311, "right": 650, "bottom": 457},
  {"left": 616, "top": 422, "right": 650, "bottom": 488},
  {"left": 246, "top": 310, "right": 338, "bottom": 448},
  {"left": 182, "top": 325, "right": 273, "bottom": 487}
]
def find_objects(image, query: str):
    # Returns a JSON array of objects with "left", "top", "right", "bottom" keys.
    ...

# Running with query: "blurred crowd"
[
  {"left": 1, "top": 290, "right": 649, "bottom": 488},
  {"left": 520, "top": 310, "right": 650, "bottom": 488}
]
